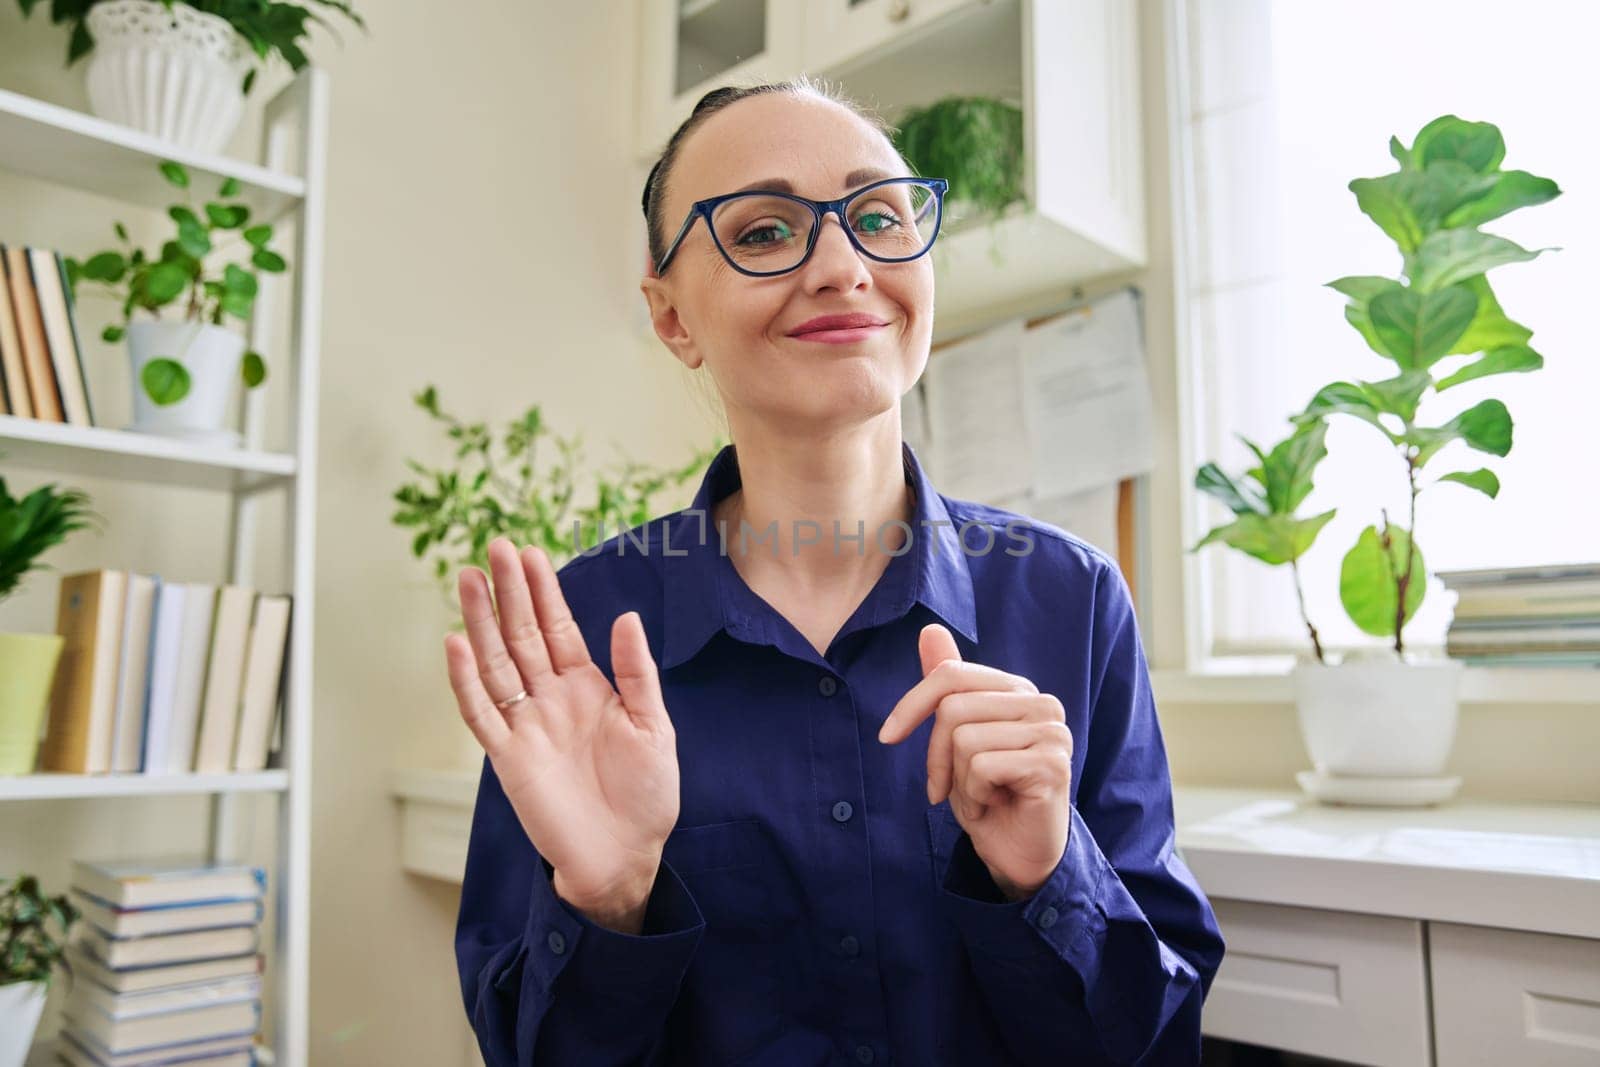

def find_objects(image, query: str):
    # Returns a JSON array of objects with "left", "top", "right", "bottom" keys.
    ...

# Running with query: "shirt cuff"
[
  {"left": 936, "top": 802, "right": 1110, "bottom": 971},
  {"left": 521, "top": 855, "right": 707, "bottom": 1000}
]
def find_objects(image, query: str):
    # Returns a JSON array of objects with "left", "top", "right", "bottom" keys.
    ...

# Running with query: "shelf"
[
  {"left": 27, "top": 1037, "right": 276, "bottom": 1066},
  {"left": 0, "top": 88, "right": 306, "bottom": 223},
  {"left": 0, "top": 770, "right": 288, "bottom": 801},
  {"left": 0, "top": 415, "right": 296, "bottom": 493}
]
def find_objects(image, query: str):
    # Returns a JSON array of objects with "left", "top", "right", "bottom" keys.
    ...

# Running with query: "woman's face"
[{"left": 640, "top": 92, "right": 934, "bottom": 437}]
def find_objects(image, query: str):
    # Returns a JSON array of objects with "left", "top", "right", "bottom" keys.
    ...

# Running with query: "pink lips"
[{"left": 786, "top": 313, "right": 890, "bottom": 344}]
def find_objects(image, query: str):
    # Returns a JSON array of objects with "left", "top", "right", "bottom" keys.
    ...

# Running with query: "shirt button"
[
  {"left": 839, "top": 934, "right": 859, "bottom": 957},
  {"left": 546, "top": 930, "right": 566, "bottom": 954},
  {"left": 855, "top": 1045, "right": 875, "bottom": 1064},
  {"left": 1037, "top": 906, "right": 1059, "bottom": 929},
  {"left": 818, "top": 675, "right": 838, "bottom": 697},
  {"left": 831, "top": 800, "right": 854, "bottom": 822}
]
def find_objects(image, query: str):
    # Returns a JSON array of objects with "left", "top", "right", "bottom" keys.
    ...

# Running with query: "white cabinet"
[
  {"left": 1430, "top": 923, "right": 1600, "bottom": 1066},
  {"left": 1202, "top": 899, "right": 1432, "bottom": 1067},
  {"left": 800, "top": 0, "right": 986, "bottom": 74},
  {"left": 634, "top": 0, "right": 804, "bottom": 159},
  {"left": 632, "top": 0, "right": 1147, "bottom": 332}
]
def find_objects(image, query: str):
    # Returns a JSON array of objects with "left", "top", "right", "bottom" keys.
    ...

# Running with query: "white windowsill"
[{"left": 1151, "top": 661, "right": 1599, "bottom": 707}]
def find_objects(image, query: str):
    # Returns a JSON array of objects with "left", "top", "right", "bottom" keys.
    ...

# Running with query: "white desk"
[
  {"left": 392, "top": 773, "right": 1600, "bottom": 1066},
  {"left": 1173, "top": 786, "right": 1600, "bottom": 1067}
]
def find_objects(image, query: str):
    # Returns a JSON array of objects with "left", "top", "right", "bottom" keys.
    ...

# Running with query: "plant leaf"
[
  {"left": 1435, "top": 345, "right": 1543, "bottom": 391},
  {"left": 1340, "top": 524, "right": 1427, "bottom": 637},
  {"left": 1437, "top": 468, "right": 1500, "bottom": 498}
]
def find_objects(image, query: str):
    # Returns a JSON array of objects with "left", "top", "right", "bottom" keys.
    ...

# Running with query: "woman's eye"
[
  {"left": 737, "top": 221, "right": 794, "bottom": 246},
  {"left": 853, "top": 209, "right": 902, "bottom": 234}
]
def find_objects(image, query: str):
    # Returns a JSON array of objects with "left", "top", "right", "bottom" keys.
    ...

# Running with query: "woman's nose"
[{"left": 799, "top": 212, "right": 873, "bottom": 290}]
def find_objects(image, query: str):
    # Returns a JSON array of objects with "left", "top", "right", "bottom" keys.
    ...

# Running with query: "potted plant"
[
  {"left": 64, "top": 159, "right": 287, "bottom": 448},
  {"left": 0, "top": 874, "right": 81, "bottom": 1067},
  {"left": 0, "top": 463, "right": 101, "bottom": 777},
  {"left": 16, "top": 0, "right": 366, "bottom": 154},
  {"left": 390, "top": 385, "right": 725, "bottom": 628},
  {"left": 890, "top": 95, "right": 1023, "bottom": 264},
  {"left": 1190, "top": 114, "right": 1561, "bottom": 805}
]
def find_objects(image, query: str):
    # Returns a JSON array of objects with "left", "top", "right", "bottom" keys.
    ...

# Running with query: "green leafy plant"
[
  {"left": 63, "top": 159, "right": 288, "bottom": 407},
  {"left": 891, "top": 95, "right": 1024, "bottom": 222},
  {"left": 1, "top": 874, "right": 81, "bottom": 990},
  {"left": 390, "top": 385, "right": 725, "bottom": 627},
  {"left": 0, "top": 462, "right": 103, "bottom": 606},
  {"left": 16, "top": 0, "right": 367, "bottom": 95},
  {"left": 1191, "top": 114, "right": 1560, "bottom": 661}
]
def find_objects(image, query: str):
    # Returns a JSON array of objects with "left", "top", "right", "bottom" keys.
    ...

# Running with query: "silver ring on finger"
[{"left": 493, "top": 688, "right": 530, "bottom": 710}]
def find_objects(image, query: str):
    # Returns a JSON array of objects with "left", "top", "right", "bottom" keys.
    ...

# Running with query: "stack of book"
[
  {"left": 35, "top": 570, "right": 292, "bottom": 776},
  {"left": 0, "top": 241, "right": 95, "bottom": 427},
  {"left": 1440, "top": 562, "right": 1600, "bottom": 667},
  {"left": 57, "top": 858, "right": 267, "bottom": 1066}
]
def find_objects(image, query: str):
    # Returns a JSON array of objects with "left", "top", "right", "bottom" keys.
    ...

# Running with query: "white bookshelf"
[{"left": 0, "top": 70, "right": 327, "bottom": 1066}]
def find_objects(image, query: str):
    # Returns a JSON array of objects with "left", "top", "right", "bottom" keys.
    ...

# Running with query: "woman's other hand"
[{"left": 444, "top": 536, "right": 680, "bottom": 929}]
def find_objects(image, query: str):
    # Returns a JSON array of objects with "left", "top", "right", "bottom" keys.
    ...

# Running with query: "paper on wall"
[
  {"left": 921, "top": 317, "right": 1033, "bottom": 503},
  {"left": 1021, "top": 288, "right": 1155, "bottom": 498}
]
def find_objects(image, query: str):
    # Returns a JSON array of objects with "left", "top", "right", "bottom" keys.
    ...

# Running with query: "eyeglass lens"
[{"left": 710, "top": 181, "right": 940, "bottom": 273}]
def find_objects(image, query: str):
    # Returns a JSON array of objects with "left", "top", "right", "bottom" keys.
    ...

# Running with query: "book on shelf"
[
  {"left": 72, "top": 858, "right": 267, "bottom": 909},
  {"left": 65, "top": 944, "right": 263, "bottom": 996},
  {"left": 70, "top": 888, "right": 264, "bottom": 939},
  {"left": 55, "top": 858, "right": 269, "bottom": 1065},
  {"left": 36, "top": 570, "right": 292, "bottom": 777},
  {"left": 58, "top": 1028, "right": 259, "bottom": 1067},
  {"left": 1, "top": 241, "right": 95, "bottom": 426},
  {"left": 1440, "top": 562, "right": 1600, "bottom": 666}
]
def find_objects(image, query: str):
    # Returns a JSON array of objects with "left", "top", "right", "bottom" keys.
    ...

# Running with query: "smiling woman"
[{"left": 449, "top": 73, "right": 1225, "bottom": 1067}]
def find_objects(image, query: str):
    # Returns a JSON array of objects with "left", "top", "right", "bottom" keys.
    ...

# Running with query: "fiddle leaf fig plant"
[
  {"left": 1192, "top": 114, "right": 1560, "bottom": 662},
  {"left": 390, "top": 385, "right": 726, "bottom": 628},
  {"left": 63, "top": 159, "right": 288, "bottom": 407}
]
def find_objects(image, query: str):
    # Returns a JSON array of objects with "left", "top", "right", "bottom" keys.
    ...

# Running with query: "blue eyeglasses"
[{"left": 654, "top": 176, "right": 949, "bottom": 277}]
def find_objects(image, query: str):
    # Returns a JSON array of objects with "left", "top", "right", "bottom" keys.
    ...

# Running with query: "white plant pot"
[
  {"left": 84, "top": 0, "right": 253, "bottom": 155},
  {"left": 1292, "top": 650, "right": 1464, "bottom": 778},
  {"left": 125, "top": 320, "right": 245, "bottom": 448},
  {"left": 0, "top": 979, "right": 48, "bottom": 1067}
]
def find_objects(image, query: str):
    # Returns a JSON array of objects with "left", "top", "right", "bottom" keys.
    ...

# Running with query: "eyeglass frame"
[{"left": 652, "top": 175, "right": 950, "bottom": 278}]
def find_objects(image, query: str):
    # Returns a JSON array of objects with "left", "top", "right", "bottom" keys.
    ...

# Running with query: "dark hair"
[{"left": 640, "top": 74, "right": 901, "bottom": 271}]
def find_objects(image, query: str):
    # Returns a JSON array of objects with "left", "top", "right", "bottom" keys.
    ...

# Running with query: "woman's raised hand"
[{"left": 444, "top": 536, "right": 680, "bottom": 922}]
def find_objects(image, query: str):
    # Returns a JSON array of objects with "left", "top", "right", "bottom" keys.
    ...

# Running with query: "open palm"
[{"left": 444, "top": 537, "right": 680, "bottom": 907}]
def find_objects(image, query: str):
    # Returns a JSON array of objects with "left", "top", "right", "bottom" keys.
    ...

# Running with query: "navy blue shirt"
[{"left": 455, "top": 441, "right": 1225, "bottom": 1066}]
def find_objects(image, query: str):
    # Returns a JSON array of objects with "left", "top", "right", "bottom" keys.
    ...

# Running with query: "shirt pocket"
[
  {"left": 661, "top": 818, "right": 790, "bottom": 1064},
  {"left": 925, "top": 800, "right": 964, "bottom": 889}
]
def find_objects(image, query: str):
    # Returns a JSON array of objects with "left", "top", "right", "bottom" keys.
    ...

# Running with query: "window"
[{"left": 1179, "top": 0, "right": 1600, "bottom": 657}]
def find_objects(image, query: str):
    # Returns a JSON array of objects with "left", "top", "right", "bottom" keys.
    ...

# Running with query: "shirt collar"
[{"left": 660, "top": 439, "right": 979, "bottom": 670}]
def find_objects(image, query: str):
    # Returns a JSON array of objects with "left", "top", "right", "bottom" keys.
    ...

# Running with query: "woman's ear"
[{"left": 639, "top": 275, "right": 703, "bottom": 370}]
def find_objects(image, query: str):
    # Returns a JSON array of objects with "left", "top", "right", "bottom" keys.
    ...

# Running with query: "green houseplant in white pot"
[
  {"left": 1191, "top": 114, "right": 1561, "bottom": 805},
  {"left": 16, "top": 0, "right": 366, "bottom": 154},
  {"left": 65, "top": 159, "right": 288, "bottom": 448},
  {"left": 0, "top": 463, "right": 101, "bottom": 776},
  {"left": 0, "top": 874, "right": 80, "bottom": 1067}
]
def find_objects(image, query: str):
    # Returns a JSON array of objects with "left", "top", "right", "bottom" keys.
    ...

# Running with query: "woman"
[{"left": 449, "top": 77, "right": 1225, "bottom": 1067}]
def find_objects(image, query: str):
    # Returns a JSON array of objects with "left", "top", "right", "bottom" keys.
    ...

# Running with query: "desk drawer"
[
  {"left": 1430, "top": 922, "right": 1600, "bottom": 1066},
  {"left": 1202, "top": 898, "right": 1430, "bottom": 1067}
]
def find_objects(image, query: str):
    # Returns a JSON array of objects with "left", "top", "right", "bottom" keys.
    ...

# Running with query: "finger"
[
  {"left": 522, "top": 544, "right": 593, "bottom": 673},
  {"left": 931, "top": 698, "right": 1059, "bottom": 803},
  {"left": 488, "top": 537, "right": 553, "bottom": 684},
  {"left": 918, "top": 622, "right": 963, "bottom": 678},
  {"left": 879, "top": 656, "right": 1036, "bottom": 745},
  {"left": 965, "top": 746, "right": 1072, "bottom": 807},
  {"left": 459, "top": 565, "right": 527, "bottom": 708},
  {"left": 946, "top": 719, "right": 1071, "bottom": 806},
  {"left": 611, "top": 611, "right": 669, "bottom": 730},
  {"left": 444, "top": 632, "right": 511, "bottom": 753}
]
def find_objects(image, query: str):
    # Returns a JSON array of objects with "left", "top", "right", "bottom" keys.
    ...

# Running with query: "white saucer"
[{"left": 1296, "top": 769, "right": 1462, "bottom": 807}]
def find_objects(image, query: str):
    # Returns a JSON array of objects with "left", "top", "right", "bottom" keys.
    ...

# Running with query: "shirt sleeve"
[
  {"left": 454, "top": 755, "right": 708, "bottom": 1066},
  {"left": 931, "top": 561, "right": 1228, "bottom": 1066}
]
